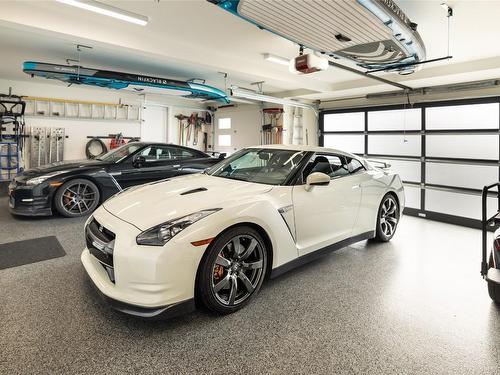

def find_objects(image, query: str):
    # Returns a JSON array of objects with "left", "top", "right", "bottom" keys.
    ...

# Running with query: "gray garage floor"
[{"left": 0, "top": 198, "right": 499, "bottom": 375}]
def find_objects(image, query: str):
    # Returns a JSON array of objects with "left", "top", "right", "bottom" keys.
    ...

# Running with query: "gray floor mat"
[{"left": 0, "top": 236, "right": 65, "bottom": 269}]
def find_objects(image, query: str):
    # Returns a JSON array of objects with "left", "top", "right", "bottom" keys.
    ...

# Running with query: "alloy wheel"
[
  {"left": 380, "top": 196, "right": 398, "bottom": 237},
  {"left": 61, "top": 182, "right": 98, "bottom": 215},
  {"left": 211, "top": 234, "right": 264, "bottom": 306}
]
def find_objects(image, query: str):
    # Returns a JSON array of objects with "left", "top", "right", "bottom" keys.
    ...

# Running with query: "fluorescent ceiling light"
[
  {"left": 230, "top": 87, "right": 316, "bottom": 111},
  {"left": 263, "top": 53, "right": 290, "bottom": 66},
  {"left": 55, "top": 0, "right": 149, "bottom": 26}
]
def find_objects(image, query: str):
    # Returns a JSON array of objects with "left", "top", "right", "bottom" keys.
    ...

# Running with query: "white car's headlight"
[
  {"left": 136, "top": 209, "right": 221, "bottom": 246},
  {"left": 26, "top": 170, "right": 69, "bottom": 186}
]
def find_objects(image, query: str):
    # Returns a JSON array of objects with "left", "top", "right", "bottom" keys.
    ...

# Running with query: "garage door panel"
[
  {"left": 368, "top": 108, "right": 421, "bottom": 131},
  {"left": 426, "top": 103, "right": 499, "bottom": 130},
  {"left": 404, "top": 186, "right": 421, "bottom": 209},
  {"left": 323, "top": 112, "right": 364, "bottom": 132},
  {"left": 323, "top": 134, "right": 364, "bottom": 154},
  {"left": 371, "top": 158, "right": 421, "bottom": 182},
  {"left": 426, "top": 163, "right": 498, "bottom": 190},
  {"left": 369, "top": 134, "right": 420, "bottom": 156},
  {"left": 425, "top": 190, "right": 497, "bottom": 220},
  {"left": 426, "top": 134, "right": 498, "bottom": 160}
]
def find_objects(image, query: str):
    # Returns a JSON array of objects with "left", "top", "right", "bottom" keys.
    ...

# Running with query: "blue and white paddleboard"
[
  {"left": 23, "top": 61, "right": 229, "bottom": 103},
  {"left": 208, "top": 0, "right": 426, "bottom": 74}
]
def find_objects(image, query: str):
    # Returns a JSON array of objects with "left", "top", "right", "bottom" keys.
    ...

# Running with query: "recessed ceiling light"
[
  {"left": 263, "top": 53, "right": 290, "bottom": 66},
  {"left": 55, "top": 0, "right": 149, "bottom": 26}
]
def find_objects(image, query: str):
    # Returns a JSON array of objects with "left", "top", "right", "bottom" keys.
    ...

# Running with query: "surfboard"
[
  {"left": 208, "top": 0, "right": 426, "bottom": 74},
  {"left": 23, "top": 61, "right": 229, "bottom": 103}
]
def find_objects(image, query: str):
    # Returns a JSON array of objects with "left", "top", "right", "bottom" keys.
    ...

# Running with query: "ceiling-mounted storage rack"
[{"left": 22, "top": 96, "right": 141, "bottom": 122}]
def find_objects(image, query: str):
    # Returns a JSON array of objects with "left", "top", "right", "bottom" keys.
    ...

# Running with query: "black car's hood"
[{"left": 18, "top": 159, "right": 108, "bottom": 178}]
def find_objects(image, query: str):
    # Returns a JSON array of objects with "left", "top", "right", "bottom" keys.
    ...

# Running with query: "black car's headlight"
[
  {"left": 26, "top": 170, "right": 69, "bottom": 186},
  {"left": 136, "top": 209, "right": 221, "bottom": 246}
]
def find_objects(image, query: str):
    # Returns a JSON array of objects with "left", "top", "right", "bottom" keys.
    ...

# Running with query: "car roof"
[{"left": 246, "top": 144, "right": 361, "bottom": 159}]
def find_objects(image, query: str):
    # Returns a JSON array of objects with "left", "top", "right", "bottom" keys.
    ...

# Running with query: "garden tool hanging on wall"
[
  {"left": 175, "top": 114, "right": 189, "bottom": 146},
  {"left": 189, "top": 113, "right": 205, "bottom": 146},
  {"left": 109, "top": 133, "right": 126, "bottom": 149},
  {"left": 186, "top": 113, "right": 195, "bottom": 145}
]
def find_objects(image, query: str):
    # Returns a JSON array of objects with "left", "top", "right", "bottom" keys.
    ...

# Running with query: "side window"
[
  {"left": 346, "top": 157, "right": 365, "bottom": 174},
  {"left": 138, "top": 146, "right": 172, "bottom": 161},
  {"left": 302, "top": 154, "right": 349, "bottom": 181},
  {"left": 169, "top": 147, "right": 197, "bottom": 160}
]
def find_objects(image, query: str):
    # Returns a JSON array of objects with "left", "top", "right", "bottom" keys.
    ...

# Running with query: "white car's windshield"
[
  {"left": 97, "top": 143, "right": 143, "bottom": 163},
  {"left": 208, "top": 149, "right": 306, "bottom": 185}
]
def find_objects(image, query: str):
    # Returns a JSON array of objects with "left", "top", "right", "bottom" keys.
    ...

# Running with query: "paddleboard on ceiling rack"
[
  {"left": 208, "top": 0, "right": 426, "bottom": 74},
  {"left": 23, "top": 61, "right": 229, "bottom": 103}
]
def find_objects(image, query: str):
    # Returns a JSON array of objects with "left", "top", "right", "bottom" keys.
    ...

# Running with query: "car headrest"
[
  {"left": 314, "top": 156, "right": 329, "bottom": 164},
  {"left": 311, "top": 162, "right": 332, "bottom": 175}
]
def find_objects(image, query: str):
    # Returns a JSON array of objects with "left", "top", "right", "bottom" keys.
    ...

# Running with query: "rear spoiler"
[{"left": 367, "top": 159, "right": 391, "bottom": 169}]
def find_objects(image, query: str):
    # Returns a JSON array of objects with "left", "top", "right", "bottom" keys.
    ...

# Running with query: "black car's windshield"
[
  {"left": 97, "top": 143, "right": 143, "bottom": 163},
  {"left": 207, "top": 148, "right": 306, "bottom": 185}
]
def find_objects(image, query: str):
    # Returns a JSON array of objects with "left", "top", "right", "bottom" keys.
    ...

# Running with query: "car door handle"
[
  {"left": 172, "top": 164, "right": 181, "bottom": 168},
  {"left": 352, "top": 184, "right": 360, "bottom": 189}
]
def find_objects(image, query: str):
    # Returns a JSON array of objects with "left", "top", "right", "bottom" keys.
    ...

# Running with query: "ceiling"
[{"left": 1, "top": 0, "right": 500, "bottom": 102}]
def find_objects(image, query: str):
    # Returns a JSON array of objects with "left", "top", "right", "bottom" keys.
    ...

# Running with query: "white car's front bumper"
[{"left": 81, "top": 206, "right": 205, "bottom": 319}]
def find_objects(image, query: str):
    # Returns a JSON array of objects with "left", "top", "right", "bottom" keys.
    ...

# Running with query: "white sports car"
[{"left": 81, "top": 145, "right": 405, "bottom": 318}]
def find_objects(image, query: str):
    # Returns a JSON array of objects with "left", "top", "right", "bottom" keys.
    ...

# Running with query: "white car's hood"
[{"left": 103, "top": 173, "right": 273, "bottom": 230}]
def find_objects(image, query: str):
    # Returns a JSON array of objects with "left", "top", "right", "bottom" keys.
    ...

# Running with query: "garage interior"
[{"left": 1, "top": 1, "right": 499, "bottom": 374}]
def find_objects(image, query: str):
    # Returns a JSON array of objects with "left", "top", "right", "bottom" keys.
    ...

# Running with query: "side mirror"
[
  {"left": 218, "top": 153, "right": 226, "bottom": 160},
  {"left": 305, "top": 172, "right": 330, "bottom": 191},
  {"left": 133, "top": 155, "right": 146, "bottom": 168}
]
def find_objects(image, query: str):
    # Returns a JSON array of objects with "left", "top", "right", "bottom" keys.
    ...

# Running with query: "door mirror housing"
[
  {"left": 133, "top": 155, "right": 146, "bottom": 168},
  {"left": 305, "top": 172, "right": 330, "bottom": 191}
]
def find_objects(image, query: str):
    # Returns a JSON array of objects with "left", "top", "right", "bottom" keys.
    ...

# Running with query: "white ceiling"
[{"left": 1, "top": 0, "right": 500, "bottom": 101}]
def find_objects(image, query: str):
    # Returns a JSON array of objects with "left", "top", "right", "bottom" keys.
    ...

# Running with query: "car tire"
[
  {"left": 197, "top": 226, "right": 268, "bottom": 315},
  {"left": 488, "top": 280, "right": 500, "bottom": 304},
  {"left": 487, "top": 253, "right": 500, "bottom": 304},
  {"left": 374, "top": 193, "right": 400, "bottom": 242},
  {"left": 54, "top": 178, "right": 101, "bottom": 218}
]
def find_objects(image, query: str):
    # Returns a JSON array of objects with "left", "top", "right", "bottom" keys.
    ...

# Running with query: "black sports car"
[{"left": 8, "top": 142, "right": 223, "bottom": 217}]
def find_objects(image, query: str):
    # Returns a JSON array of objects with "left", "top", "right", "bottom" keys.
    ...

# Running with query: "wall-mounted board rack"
[{"left": 21, "top": 96, "right": 141, "bottom": 122}]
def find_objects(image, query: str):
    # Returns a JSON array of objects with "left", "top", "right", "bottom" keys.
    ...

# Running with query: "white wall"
[
  {"left": 0, "top": 79, "right": 142, "bottom": 161},
  {"left": 22, "top": 116, "right": 141, "bottom": 161},
  {"left": 320, "top": 86, "right": 500, "bottom": 111},
  {"left": 0, "top": 79, "right": 210, "bottom": 164}
]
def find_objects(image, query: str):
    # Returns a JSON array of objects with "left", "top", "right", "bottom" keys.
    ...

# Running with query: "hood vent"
[{"left": 180, "top": 187, "right": 207, "bottom": 195}]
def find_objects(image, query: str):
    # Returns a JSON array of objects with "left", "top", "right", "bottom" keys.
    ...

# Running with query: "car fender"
[
  {"left": 55, "top": 169, "right": 121, "bottom": 202},
  {"left": 90, "top": 170, "right": 122, "bottom": 201},
  {"left": 360, "top": 170, "right": 405, "bottom": 233},
  {"left": 170, "top": 197, "right": 299, "bottom": 272}
]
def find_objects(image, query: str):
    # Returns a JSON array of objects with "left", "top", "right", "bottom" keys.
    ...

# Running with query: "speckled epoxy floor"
[{"left": 0, "top": 198, "right": 499, "bottom": 374}]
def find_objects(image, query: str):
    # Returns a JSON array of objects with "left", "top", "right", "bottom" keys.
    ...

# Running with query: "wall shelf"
[{"left": 23, "top": 96, "right": 141, "bottom": 122}]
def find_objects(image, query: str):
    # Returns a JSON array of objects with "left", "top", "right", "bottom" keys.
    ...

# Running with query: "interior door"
[{"left": 292, "top": 153, "right": 362, "bottom": 257}]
